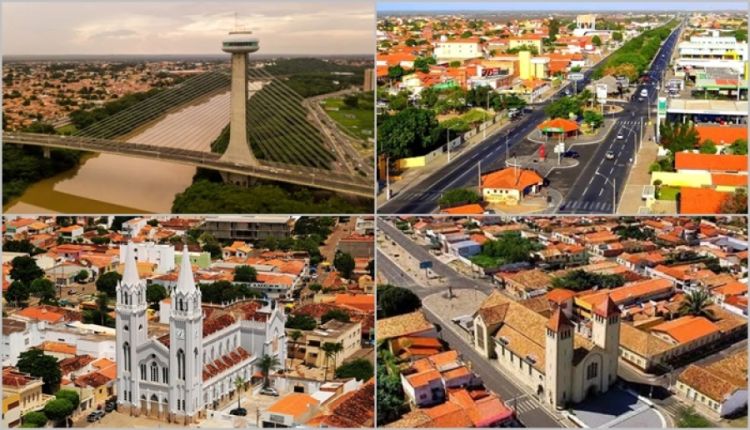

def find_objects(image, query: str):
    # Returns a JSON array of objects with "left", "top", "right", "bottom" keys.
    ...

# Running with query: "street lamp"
[{"left": 594, "top": 169, "right": 616, "bottom": 214}]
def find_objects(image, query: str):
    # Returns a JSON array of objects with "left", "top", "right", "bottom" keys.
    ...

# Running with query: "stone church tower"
[
  {"left": 116, "top": 243, "right": 149, "bottom": 415},
  {"left": 545, "top": 307, "right": 574, "bottom": 410},
  {"left": 592, "top": 295, "right": 621, "bottom": 391},
  {"left": 168, "top": 246, "right": 204, "bottom": 423}
]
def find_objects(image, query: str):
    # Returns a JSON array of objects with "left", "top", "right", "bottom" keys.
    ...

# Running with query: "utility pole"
[
  {"left": 612, "top": 177, "right": 617, "bottom": 214},
  {"left": 484, "top": 90, "right": 489, "bottom": 139},
  {"left": 385, "top": 156, "right": 390, "bottom": 200},
  {"left": 447, "top": 128, "right": 451, "bottom": 162},
  {"left": 477, "top": 160, "right": 482, "bottom": 195}
]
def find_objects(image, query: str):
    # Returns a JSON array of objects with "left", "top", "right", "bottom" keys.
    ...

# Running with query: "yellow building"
[
  {"left": 3, "top": 393, "right": 21, "bottom": 428},
  {"left": 518, "top": 51, "right": 549, "bottom": 80},
  {"left": 303, "top": 320, "right": 362, "bottom": 370},
  {"left": 509, "top": 35, "right": 544, "bottom": 53},
  {"left": 2, "top": 368, "right": 50, "bottom": 417}
]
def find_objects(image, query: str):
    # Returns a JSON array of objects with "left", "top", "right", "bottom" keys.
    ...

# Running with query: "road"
[
  {"left": 557, "top": 23, "right": 683, "bottom": 214},
  {"left": 377, "top": 219, "right": 562, "bottom": 428},
  {"left": 380, "top": 20, "right": 680, "bottom": 214}
]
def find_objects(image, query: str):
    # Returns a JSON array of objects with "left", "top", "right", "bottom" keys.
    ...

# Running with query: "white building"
[
  {"left": 434, "top": 37, "right": 483, "bottom": 61},
  {"left": 120, "top": 242, "right": 175, "bottom": 274},
  {"left": 115, "top": 244, "right": 287, "bottom": 424}
]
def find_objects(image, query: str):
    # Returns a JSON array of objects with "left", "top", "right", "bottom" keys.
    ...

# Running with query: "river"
[{"left": 4, "top": 90, "right": 232, "bottom": 214}]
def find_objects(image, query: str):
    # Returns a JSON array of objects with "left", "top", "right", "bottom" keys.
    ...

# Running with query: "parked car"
[
  {"left": 605, "top": 151, "right": 615, "bottom": 160},
  {"left": 104, "top": 402, "right": 116, "bottom": 413},
  {"left": 87, "top": 411, "right": 105, "bottom": 422},
  {"left": 563, "top": 150, "right": 580, "bottom": 158},
  {"left": 260, "top": 387, "right": 279, "bottom": 397},
  {"left": 230, "top": 408, "right": 247, "bottom": 416}
]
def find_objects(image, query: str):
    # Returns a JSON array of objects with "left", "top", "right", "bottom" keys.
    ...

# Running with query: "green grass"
[
  {"left": 657, "top": 185, "right": 680, "bottom": 201},
  {"left": 56, "top": 124, "right": 78, "bottom": 135},
  {"left": 469, "top": 254, "right": 502, "bottom": 268},
  {"left": 322, "top": 94, "right": 374, "bottom": 141},
  {"left": 460, "top": 108, "right": 492, "bottom": 124}
]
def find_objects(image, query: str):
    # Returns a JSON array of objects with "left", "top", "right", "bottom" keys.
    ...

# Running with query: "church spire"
[
  {"left": 176, "top": 245, "right": 197, "bottom": 294},
  {"left": 122, "top": 242, "right": 140, "bottom": 285}
]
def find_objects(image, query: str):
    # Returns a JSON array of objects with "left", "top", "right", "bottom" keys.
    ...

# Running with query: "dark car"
[
  {"left": 563, "top": 150, "right": 580, "bottom": 158},
  {"left": 104, "top": 402, "right": 116, "bottom": 413},
  {"left": 87, "top": 411, "right": 105, "bottom": 422},
  {"left": 230, "top": 408, "right": 247, "bottom": 416}
]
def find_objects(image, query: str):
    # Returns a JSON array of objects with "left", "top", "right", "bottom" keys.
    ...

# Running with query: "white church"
[{"left": 115, "top": 244, "right": 287, "bottom": 423}]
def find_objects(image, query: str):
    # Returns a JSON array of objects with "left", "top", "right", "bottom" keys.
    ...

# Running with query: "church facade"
[
  {"left": 116, "top": 244, "right": 287, "bottom": 423},
  {"left": 473, "top": 291, "right": 620, "bottom": 409}
]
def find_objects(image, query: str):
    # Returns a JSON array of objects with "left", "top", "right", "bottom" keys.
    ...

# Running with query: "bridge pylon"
[{"left": 221, "top": 30, "right": 260, "bottom": 166}]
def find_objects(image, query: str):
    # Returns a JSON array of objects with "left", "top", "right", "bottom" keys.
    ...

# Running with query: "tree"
[
  {"left": 17, "top": 349, "right": 61, "bottom": 394},
  {"left": 387, "top": 65, "right": 405, "bottom": 80},
  {"left": 309, "top": 283, "right": 322, "bottom": 293},
  {"left": 288, "top": 330, "right": 303, "bottom": 363},
  {"left": 95, "top": 271, "right": 121, "bottom": 298},
  {"left": 449, "top": 60, "right": 462, "bottom": 68},
  {"left": 679, "top": 289, "right": 714, "bottom": 319},
  {"left": 55, "top": 389, "right": 80, "bottom": 411},
  {"left": 676, "top": 406, "right": 711, "bottom": 427},
  {"left": 343, "top": 94, "right": 359, "bottom": 108},
  {"left": 699, "top": 140, "right": 717, "bottom": 154},
  {"left": 10, "top": 256, "right": 44, "bottom": 286},
  {"left": 202, "top": 242, "right": 222, "bottom": 259},
  {"left": 322, "top": 342, "right": 343, "bottom": 381},
  {"left": 30, "top": 278, "right": 56, "bottom": 304},
  {"left": 258, "top": 354, "right": 280, "bottom": 388},
  {"left": 659, "top": 121, "right": 699, "bottom": 153},
  {"left": 74, "top": 270, "right": 89, "bottom": 283},
  {"left": 322, "top": 309, "right": 351, "bottom": 324},
  {"left": 335, "top": 358, "right": 374, "bottom": 381},
  {"left": 728, "top": 138, "right": 747, "bottom": 155},
  {"left": 286, "top": 314, "right": 317, "bottom": 330},
  {"left": 3, "top": 239, "right": 38, "bottom": 254},
  {"left": 545, "top": 96, "right": 582, "bottom": 119},
  {"left": 377, "top": 350, "right": 406, "bottom": 424},
  {"left": 612, "top": 31, "right": 623, "bottom": 42},
  {"left": 719, "top": 188, "right": 748, "bottom": 214},
  {"left": 233, "top": 376, "right": 246, "bottom": 410},
  {"left": 333, "top": 252, "right": 356, "bottom": 279},
  {"left": 439, "top": 188, "right": 481, "bottom": 207},
  {"left": 5, "top": 281, "right": 30, "bottom": 307},
  {"left": 377, "top": 285, "right": 421, "bottom": 317},
  {"left": 234, "top": 265, "right": 258, "bottom": 283},
  {"left": 551, "top": 270, "right": 625, "bottom": 291},
  {"left": 21, "top": 411, "right": 48, "bottom": 428},
  {"left": 43, "top": 398, "right": 73, "bottom": 424},
  {"left": 378, "top": 108, "right": 444, "bottom": 158},
  {"left": 582, "top": 110, "right": 604, "bottom": 129},
  {"left": 95, "top": 292, "right": 110, "bottom": 326},
  {"left": 592, "top": 35, "right": 602, "bottom": 46},
  {"left": 146, "top": 284, "right": 168, "bottom": 306}
]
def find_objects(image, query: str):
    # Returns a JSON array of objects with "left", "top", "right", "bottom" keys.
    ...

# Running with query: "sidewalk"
[
  {"left": 377, "top": 116, "right": 511, "bottom": 207},
  {"left": 617, "top": 120, "right": 669, "bottom": 214}
]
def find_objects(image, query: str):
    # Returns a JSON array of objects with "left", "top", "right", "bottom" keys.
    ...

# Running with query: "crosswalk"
[
  {"left": 560, "top": 200, "right": 613, "bottom": 212},
  {"left": 512, "top": 396, "right": 542, "bottom": 414},
  {"left": 618, "top": 120, "right": 642, "bottom": 127}
]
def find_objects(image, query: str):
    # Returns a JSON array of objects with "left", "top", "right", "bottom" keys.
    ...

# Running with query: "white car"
[
  {"left": 605, "top": 151, "right": 615, "bottom": 160},
  {"left": 616, "top": 132, "right": 625, "bottom": 140}
]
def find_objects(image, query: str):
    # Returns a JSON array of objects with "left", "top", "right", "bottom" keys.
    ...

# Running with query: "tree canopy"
[
  {"left": 551, "top": 270, "right": 625, "bottom": 291},
  {"left": 377, "top": 284, "right": 422, "bottom": 318},
  {"left": 334, "top": 252, "right": 356, "bottom": 279},
  {"left": 17, "top": 349, "right": 61, "bottom": 394},
  {"left": 378, "top": 108, "right": 445, "bottom": 158},
  {"left": 335, "top": 358, "right": 374, "bottom": 381},
  {"left": 95, "top": 271, "right": 121, "bottom": 298}
]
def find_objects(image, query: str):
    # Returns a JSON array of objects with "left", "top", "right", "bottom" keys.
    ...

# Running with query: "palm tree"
[
  {"left": 288, "top": 330, "right": 302, "bottom": 368},
  {"left": 258, "top": 354, "right": 280, "bottom": 389},
  {"left": 679, "top": 289, "right": 714, "bottom": 319},
  {"left": 321, "top": 342, "right": 337, "bottom": 382},
  {"left": 95, "top": 293, "right": 109, "bottom": 326},
  {"left": 233, "top": 376, "right": 246, "bottom": 410}
]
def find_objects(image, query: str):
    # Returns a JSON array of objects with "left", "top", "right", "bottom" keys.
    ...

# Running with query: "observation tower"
[{"left": 221, "top": 29, "right": 260, "bottom": 165}]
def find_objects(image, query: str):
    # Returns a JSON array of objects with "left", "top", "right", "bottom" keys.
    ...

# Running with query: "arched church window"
[
  {"left": 151, "top": 361, "right": 158, "bottom": 381},
  {"left": 177, "top": 349, "right": 186, "bottom": 380},
  {"left": 123, "top": 342, "right": 131, "bottom": 371}
]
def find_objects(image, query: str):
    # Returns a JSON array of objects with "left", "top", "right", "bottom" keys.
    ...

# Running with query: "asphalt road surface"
[
  {"left": 380, "top": 20, "right": 682, "bottom": 214},
  {"left": 557, "top": 23, "right": 683, "bottom": 214}
]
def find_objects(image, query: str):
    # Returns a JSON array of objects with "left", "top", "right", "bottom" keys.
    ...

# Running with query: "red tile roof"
[
  {"left": 675, "top": 153, "right": 747, "bottom": 172},
  {"left": 482, "top": 168, "right": 543, "bottom": 191},
  {"left": 680, "top": 187, "right": 730, "bottom": 214}
]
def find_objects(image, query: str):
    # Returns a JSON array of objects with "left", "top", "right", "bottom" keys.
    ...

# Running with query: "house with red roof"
[{"left": 481, "top": 167, "right": 544, "bottom": 205}]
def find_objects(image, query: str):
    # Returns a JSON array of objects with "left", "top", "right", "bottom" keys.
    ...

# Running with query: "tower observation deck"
[{"left": 221, "top": 30, "right": 260, "bottom": 165}]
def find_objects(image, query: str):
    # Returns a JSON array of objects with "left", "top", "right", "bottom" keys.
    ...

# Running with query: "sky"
[
  {"left": 378, "top": 1, "right": 747, "bottom": 12},
  {"left": 2, "top": 1, "right": 374, "bottom": 56}
]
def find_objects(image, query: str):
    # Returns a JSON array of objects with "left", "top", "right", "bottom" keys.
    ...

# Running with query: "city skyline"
[
  {"left": 378, "top": 1, "right": 746, "bottom": 13},
  {"left": 2, "top": 1, "right": 374, "bottom": 56}
]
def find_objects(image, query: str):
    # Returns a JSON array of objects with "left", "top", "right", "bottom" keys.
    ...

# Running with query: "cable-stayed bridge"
[{"left": 6, "top": 67, "right": 373, "bottom": 198}]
